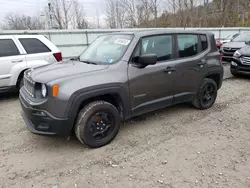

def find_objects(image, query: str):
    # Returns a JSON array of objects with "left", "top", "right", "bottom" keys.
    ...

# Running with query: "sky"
[{"left": 0, "top": 0, "right": 105, "bottom": 27}]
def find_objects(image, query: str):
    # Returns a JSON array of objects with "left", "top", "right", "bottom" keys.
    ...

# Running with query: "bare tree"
[
  {"left": 150, "top": 0, "right": 161, "bottom": 20},
  {"left": 121, "top": 0, "right": 138, "bottom": 27},
  {"left": 2, "top": 13, "right": 45, "bottom": 30},
  {"left": 50, "top": 0, "right": 73, "bottom": 29},
  {"left": 184, "top": 0, "right": 199, "bottom": 26},
  {"left": 73, "top": 0, "right": 90, "bottom": 29},
  {"left": 105, "top": 0, "right": 127, "bottom": 28},
  {"left": 105, "top": 0, "right": 117, "bottom": 28},
  {"left": 137, "top": 0, "right": 153, "bottom": 26}
]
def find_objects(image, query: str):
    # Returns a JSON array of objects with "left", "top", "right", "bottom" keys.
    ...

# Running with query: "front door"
[
  {"left": 0, "top": 37, "right": 26, "bottom": 88},
  {"left": 128, "top": 34, "right": 177, "bottom": 117}
]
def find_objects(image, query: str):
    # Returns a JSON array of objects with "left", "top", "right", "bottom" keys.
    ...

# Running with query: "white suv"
[{"left": 0, "top": 35, "right": 62, "bottom": 93}]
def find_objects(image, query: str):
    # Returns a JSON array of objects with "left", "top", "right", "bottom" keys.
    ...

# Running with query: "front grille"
[
  {"left": 23, "top": 75, "right": 35, "bottom": 98},
  {"left": 223, "top": 47, "right": 239, "bottom": 53},
  {"left": 241, "top": 56, "right": 250, "bottom": 65}
]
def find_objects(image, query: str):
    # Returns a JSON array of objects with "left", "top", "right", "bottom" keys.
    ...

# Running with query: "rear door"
[
  {"left": 173, "top": 34, "right": 209, "bottom": 104},
  {"left": 0, "top": 36, "right": 26, "bottom": 88},
  {"left": 16, "top": 36, "right": 57, "bottom": 67}
]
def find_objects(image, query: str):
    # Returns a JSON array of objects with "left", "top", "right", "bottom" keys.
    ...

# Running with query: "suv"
[
  {"left": 220, "top": 33, "right": 250, "bottom": 61},
  {"left": 19, "top": 30, "right": 224, "bottom": 148},
  {"left": 231, "top": 42, "right": 250, "bottom": 76},
  {"left": 0, "top": 35, "right": 62, "bottom": 93}
]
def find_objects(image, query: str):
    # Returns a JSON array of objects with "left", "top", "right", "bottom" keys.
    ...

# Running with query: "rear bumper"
[{"left": 19, "top": 93, "right": 71, "bottom": 137}]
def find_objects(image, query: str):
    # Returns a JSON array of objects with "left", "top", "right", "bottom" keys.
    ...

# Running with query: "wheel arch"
[
  {"left": 203, "top": 69, "right": 223, "bottom": 90},
  {"left": 66, "top": 86, "right": 131, "bottom": 132}
]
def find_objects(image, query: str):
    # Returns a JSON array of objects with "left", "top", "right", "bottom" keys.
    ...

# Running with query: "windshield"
[
  {"left": 232, "top": 34, "right": 250, "bottom": 42},
  {"left": 80, "top": 34, "right": 133, "bottom": 64}
]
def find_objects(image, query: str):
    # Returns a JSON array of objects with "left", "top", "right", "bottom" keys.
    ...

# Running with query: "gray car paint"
[
  {"left": 237, "top": 44, "right": 250, "bottom": 56},
  {"left": 21, "top": 30, "right": 223, "bottom": 131},
  {"left": 222, "top": 41, "right": 246, "bottom": 49}
]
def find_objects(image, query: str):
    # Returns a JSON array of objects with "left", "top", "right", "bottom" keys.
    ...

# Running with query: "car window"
[
  {"left": 200, "top": 35, "right": 208, "bottom": 51},
  {"left": 232, "top": 34, "right": 250, "bottom": 42},
  {"left": 141, "top": 35, "right": 173, "bottom": 62},
  {"left": 80, "top": 34, "right": 132, "bottom": 64},
  {"left": 19, "top": 38, "right": 51, "bottom": 54},
  {"left": 177, "top": 34, "right": 198, "bottom": 58},
  {"left": 0, "top": 39, "right": 19, "bottom": 57}
]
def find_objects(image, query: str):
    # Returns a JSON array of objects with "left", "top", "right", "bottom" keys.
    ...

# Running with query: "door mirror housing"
[
  {"left": 139, "top": 54, "right": 157, "bottom": 66},
  {"left": 245, "top": 41, "right": 250, "bottom": 45}
]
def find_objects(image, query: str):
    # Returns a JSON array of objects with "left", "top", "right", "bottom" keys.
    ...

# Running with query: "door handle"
[
  {"left": 12, "top": 60, "right": 23, "bottom": 63},
  {"left": 164, "top": 67, "right": 176, "bottom": 74},
  {"left": 197, "top": 59, "right": 206, "bottom": 66}
]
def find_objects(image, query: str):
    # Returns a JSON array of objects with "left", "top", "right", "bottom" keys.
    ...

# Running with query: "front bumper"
[
  {"left": 231, "top": 57, "right": 250, "bottom": 75},
  {"left": 19, "top": 92, "right": 71, "bottom": 137}
]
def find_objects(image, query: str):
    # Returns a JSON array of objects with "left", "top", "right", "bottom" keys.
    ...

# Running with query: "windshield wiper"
[{"left": 80, "top": 60, "right": 97, "bottom": 65}]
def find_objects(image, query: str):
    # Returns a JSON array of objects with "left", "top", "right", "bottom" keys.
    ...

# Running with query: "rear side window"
[
  {"left": 19, "top": 38, "right": 51, "bottom": 54},
  {"left": 141, "top": 35, "right": 173, "bottom": 62},
  {"left": 200, "top": 35, "right": 208, "bottom": 51},
  {"left": 177, "top": 35, "right": 198, "bottom": 58},
  {"left": 0, "top": 39, "right": 19, "bottom": 57}
]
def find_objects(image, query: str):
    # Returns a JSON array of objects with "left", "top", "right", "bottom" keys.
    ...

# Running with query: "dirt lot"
[{"left": 0, "top": 65, "right": 250, "bottom": 188}]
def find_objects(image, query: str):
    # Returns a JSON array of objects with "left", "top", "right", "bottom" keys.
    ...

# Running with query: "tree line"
[
  {"left": 1, "top": 0, "right": 250, "bottom": 30},
  {"left": 0, "top": 0, "right": 89, "bottom": 30},
  {"left": 105, "top": 0, "right": 250, "bottom": 28}
]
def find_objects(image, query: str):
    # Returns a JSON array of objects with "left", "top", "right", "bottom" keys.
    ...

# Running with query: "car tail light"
[
  {"left": 219, "top": 55, "right": 223, "bottom": 63},
  {"left": 53, "top": 52, "right": 62, "bottom": 62}
]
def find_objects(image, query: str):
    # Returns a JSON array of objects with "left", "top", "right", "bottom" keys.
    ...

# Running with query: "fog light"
[
  {"left": 231, "top": 61, "right": 238, "bottom": 66},
  {"left": 32, "top": 111, "right": 46, "bottom": 117}
]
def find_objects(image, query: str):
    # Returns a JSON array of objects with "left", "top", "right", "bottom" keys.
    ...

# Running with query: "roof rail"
[{"left": 0, "top": 32, "right": 39, "bottom": 35}]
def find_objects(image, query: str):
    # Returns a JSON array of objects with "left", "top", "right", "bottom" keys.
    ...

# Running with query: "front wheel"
[
  {"left": 75, "top": 101, "right": 121, "bottom": 148},
  {"left": 230, "top": 69, "right": 239, "bottom": 77},
  {"left": 192, "top": 78, "right": 218, "bottom": 110}
]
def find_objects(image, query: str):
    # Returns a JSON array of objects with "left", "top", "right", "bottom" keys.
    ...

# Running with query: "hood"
[
  {"left": 222, "top": 41, "right": 246, "bottom": 49},
  {"left": 30, "top": 60, "right": 109, "bottom": 83},
  {"left": 238, "top": 44, "right": 250, "bottom": 56}
]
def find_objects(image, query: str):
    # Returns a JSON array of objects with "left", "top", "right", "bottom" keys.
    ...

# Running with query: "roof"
[{"left": 107, "top": 29, "right": 214, "bottom": 37}]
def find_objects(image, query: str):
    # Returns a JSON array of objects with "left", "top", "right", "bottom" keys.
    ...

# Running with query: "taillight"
[
  {"left": 53, "top": 52, "right": 62, "bottom": 62},
  {"left": 219, "top": 55, "right": 223, "bottom": 63}
]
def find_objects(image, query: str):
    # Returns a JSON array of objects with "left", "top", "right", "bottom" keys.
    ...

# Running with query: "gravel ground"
[{"left": 0, "top": 65, "right": 250, "bottom": 188}]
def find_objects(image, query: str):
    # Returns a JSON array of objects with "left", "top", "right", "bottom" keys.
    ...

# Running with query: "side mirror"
[
  {"left": 139, "top": 54, "right": 157, "bottom": 67},
  {"left": 70, "top": 56, "right": 80, "bottom": 61},
  {"left": 245, "top": 41, "right": 250, "bottom": 45}
]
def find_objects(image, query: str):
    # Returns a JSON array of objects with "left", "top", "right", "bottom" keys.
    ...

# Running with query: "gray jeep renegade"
[{"left": 19, "top": 30, "right": 224, "bottom": 148}]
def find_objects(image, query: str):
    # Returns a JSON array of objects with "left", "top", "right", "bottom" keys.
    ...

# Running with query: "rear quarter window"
[
  {"left": 200, "top": 35, "right": 208, "bottom": 51},
  {"left": 19, "top": 38, "right": 51, "bottom": 54}
]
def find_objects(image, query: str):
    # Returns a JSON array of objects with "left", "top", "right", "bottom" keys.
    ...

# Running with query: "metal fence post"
[
  {"left": 85, "top": 31, "right": 89, "bottom": 46},
  {"left": 48, "top": 31, "right": 51, "bottom": 41}
]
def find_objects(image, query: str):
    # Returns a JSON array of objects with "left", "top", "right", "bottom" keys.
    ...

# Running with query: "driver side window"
[{"left": 141, "top": 35, "right": 173, "bottom": 62}]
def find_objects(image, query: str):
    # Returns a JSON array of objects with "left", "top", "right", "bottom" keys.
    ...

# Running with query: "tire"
[
  {"left": 17, "top": 74, "right": 24, "bottom": 91},
  {"left": 192, "top": 78, "right": 218, "bottom": 110},
  {"left": 75, "top": 101, "right": 121, "bottom": 148},
  {"left": 230, "top": 69, "right": 239, "bottom": 77}
]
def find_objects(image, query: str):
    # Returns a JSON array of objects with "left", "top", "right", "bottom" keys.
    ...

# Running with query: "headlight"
[
  {"left": 41, "top": 84, "right": 47, "bottom": 97},
  {"left": 233, "top": 50, "right": 241, "bottom": 58}
]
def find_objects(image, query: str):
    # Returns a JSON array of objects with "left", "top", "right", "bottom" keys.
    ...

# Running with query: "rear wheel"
[
  {"left": 75, "top": 101, "right": 121, "bottom": 148},
  {"left": 192, "top": 78, "right": 218, "bottom": 110},
  {"left": 17, "top": 74, "right": 24, "bottom": 90}
]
